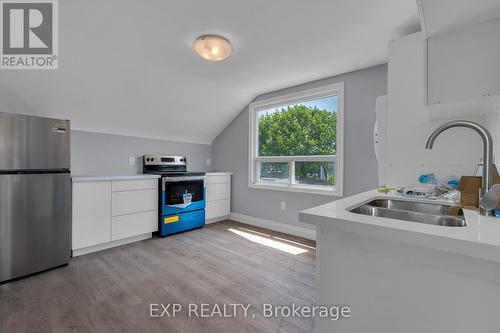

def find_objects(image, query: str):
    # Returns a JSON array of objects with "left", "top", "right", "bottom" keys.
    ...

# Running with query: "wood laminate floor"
[{"left": 0, "top": 220, "right": 316, "bottom": 333}]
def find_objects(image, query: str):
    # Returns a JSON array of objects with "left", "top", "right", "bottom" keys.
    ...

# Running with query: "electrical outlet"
[
  {"left": 280, "top": 201, "right": 286, "bottom": 210},
  {"left": 206, "top": 158, "right": 211, "bottom": 166},
  {"left": 128, "top": 156, "right": 136, "bottom": 166}
]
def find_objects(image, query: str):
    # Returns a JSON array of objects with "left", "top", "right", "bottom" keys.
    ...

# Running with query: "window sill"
[{"left": 248, "top": 182, "right": 343, "bottom": 196}]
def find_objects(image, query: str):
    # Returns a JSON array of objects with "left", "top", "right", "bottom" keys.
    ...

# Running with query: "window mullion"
[
  {"left": 256, "top": 155, "right": 335, "bottom": 162},
  {"left": 290, "top": 160, "right": 296, "bottom": 185}
]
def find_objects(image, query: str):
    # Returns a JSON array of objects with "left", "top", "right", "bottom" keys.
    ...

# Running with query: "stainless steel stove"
[{"left": 143, "top": 155, "right": 206, "bottom": 236}]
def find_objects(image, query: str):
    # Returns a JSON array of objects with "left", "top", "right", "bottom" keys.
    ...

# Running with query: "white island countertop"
[
  {"left": 72, "top": 174, "right": 161, "bottom": 182},
  {"left": 300, "top": 189, "right": 500, "bottom": 263}
]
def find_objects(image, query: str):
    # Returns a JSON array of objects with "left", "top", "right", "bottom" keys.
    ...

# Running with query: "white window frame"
[{"left": 248, "top": 82, "right": 344, "bottom": 196}]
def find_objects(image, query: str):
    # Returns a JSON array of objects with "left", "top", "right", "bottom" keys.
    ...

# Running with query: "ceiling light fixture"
[{"left": 193, "top": 35, "right": 232, "bottom": 61}]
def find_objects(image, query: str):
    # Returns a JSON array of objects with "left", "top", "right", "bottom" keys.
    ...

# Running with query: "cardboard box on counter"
[
  {"left": 457, "top": 165, "right": 500, "bottom": 210},
  {"left": 457, "top": 176, "right": 482, "bottom": 209}
]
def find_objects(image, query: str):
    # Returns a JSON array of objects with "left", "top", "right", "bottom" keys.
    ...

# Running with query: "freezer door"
[
  {"left": 0, "top": 173, "right": 71, "bottom": 282},
  {"left": 0, "top": 112, "right": 70, "bottom": 170}
]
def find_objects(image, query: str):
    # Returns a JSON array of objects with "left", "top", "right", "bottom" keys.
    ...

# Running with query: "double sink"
[{"left": 349, "top": 199, "right": 466, "bottom": 227}]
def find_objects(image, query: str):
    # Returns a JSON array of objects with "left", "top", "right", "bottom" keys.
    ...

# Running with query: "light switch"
[
  {"left": 206, "top": 158, "right": 211, "bottom": 166},
  {"left": 129, "top": 156, "right": 136, "bottom": 166},
  {"left": 281, "top": 201, "right": 286, "bottom": 210}
]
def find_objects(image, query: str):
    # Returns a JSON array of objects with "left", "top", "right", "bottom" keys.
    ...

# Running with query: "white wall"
[
  {"left": 486, "top": 98, "right": 500, "bottom": 167},
  {"left": 384, "top": 32, "right": 484, "bottom": 187}
]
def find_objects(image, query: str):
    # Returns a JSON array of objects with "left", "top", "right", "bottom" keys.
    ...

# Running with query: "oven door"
[{"left": 161, "top": 176, "right": 205, "bottom": 215}]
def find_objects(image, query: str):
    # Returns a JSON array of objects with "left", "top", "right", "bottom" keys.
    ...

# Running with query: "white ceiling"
[{"left": 0, "top": 0, "right": 418, "bottom": 145}]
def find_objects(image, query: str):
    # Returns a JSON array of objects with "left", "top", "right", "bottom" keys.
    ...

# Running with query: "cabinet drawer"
[
  {"left": 112, "top": 189, "right": 157, "bottom": 216},
  {"left": 206, "top": 183, "right": 230, "bottom": 201},
  {"left": 206, "top": 174, "right": 231, "bottom": 184},
  {"left": 112, "top": 210, "right": 158, "bottom": 241},
  {"left": 206, "top": 199, "right": 230, "bottom": 220},
  {"left": 112, "top": 179, "right": 158, "bottom": 192}
]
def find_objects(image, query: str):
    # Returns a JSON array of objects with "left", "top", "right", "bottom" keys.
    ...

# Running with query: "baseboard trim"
[
  {"left": 206, "top": 216, "right": 229, "bottom": 224},
  {"left": 72, "top": 233, "right": 152, "bottom": 257},
  {"left": 229, "top": 212, "right": 316, "bottom": 240}
]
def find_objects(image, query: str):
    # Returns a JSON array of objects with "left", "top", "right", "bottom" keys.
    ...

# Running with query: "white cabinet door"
[
  {"left": 427, "top": 18, "right": 500, "bottom": 105},
  {"left": 72, "top": 181, "right": 111, "bottom": 249}
]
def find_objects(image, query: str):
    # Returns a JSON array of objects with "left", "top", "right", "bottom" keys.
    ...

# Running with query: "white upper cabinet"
[
  {"left": 418, "top": 0, "right": 500, "bottom": 111},
  {"left": 426, "top": 18, "right": 500, "bottom": 106},
  {"left": 417, "top": 0, "right": 500, "bottom": 38}
]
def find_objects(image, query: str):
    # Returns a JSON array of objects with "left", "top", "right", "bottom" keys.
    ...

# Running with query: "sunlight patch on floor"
[
  {"left": 272, "top": 236, "right": 316, "bottom": 250},
  {"left": 236, "top": 226, "right": 271, "bottom": 237},
  {"left": 228, "top": 228, "right": 308, "bottom": 255}
]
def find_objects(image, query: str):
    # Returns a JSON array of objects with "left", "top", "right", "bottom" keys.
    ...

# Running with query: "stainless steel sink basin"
[{"left": 349, "top": 199, "right": 466, "bottom": 227}]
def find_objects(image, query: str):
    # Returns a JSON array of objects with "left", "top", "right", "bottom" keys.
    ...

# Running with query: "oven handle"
[{"left": 162, "top": 176, "right": 206, "bottom": 190}]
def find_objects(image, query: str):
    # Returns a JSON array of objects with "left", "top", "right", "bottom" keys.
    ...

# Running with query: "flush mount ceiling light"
[{"left": 193, "top": 35, "right": 232, "bottom": 61}]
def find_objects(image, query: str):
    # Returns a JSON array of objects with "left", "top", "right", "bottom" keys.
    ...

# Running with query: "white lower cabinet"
[
  {"left": 72, "top": 177, "right": 159, "bottom": 256},
  {"left": 205, "top": 173, "right": 231, "bottom": 223}
]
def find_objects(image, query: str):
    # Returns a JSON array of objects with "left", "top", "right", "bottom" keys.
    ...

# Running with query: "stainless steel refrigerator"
[{"left": 0, "top": 112, "right": 71, "bottom": 283}]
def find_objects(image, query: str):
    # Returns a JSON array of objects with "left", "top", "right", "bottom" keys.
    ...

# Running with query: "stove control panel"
[{"left": 143, "top": 155, "right": 186, "bottom": 166}]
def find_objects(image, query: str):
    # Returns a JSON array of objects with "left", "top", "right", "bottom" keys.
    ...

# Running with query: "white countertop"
[
  {"left": 72, "top": 174, "right": 161, "bottom": 182},
  {"left": 72, "top": 172, "right": 231, "bottom": 182},
  {"left": 300, "top": 189, "right": 500, "bottom": 263}
]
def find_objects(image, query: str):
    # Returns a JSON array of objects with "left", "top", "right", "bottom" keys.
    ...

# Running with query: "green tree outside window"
[{"left": 258, "top": 104, "right": 336, "bottom": 186}]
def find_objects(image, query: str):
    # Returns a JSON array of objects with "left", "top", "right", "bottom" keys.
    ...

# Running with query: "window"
[{"left": 249, "top": 82, "right": 344, "bottom": 196}]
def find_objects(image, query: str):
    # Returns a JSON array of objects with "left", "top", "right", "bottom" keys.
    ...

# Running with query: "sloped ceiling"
[{"left": 0, "top": 0, "right": 418, "bottom": 144}]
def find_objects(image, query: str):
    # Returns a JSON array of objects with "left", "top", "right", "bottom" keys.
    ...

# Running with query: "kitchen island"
[{"left": 300, "top": 190, "right": 500, "bottom": 333}]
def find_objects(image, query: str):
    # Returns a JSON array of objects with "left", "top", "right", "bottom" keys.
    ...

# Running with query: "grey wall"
[
  {"left": 71, "top": 130, "right": 212, "bottom": 175},
  {"left": 212, "top": 64, "right": 388, "bottom": 229}
]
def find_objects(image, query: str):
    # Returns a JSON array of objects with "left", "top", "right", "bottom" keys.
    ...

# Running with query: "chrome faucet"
[
  {"left": 425, "top": 120, "right": 494, "bottom": 216},
  {"left": 480, "top": 184, "right": 500, "bottom": 211}
]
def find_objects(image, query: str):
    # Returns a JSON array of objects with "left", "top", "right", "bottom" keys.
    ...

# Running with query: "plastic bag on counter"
[
  {"left": 397, "top": 186, "right": 435, "bottom": 198},
  {"left": 417, "top": 172, "right": 459, "bottom": 194},
  {"left": 441, "top": 189, "right": 460, "bottom": 203},
  {"left": 436, "top": 176, "right": 459, "bottom": 192},
  {"left": 418, "top": 173, "right": 437, "bottom": 184}
]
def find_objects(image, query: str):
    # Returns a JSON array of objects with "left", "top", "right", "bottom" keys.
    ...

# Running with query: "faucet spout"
[{"left": 425, "top": 120, "right": 494, "bottom": 216}]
